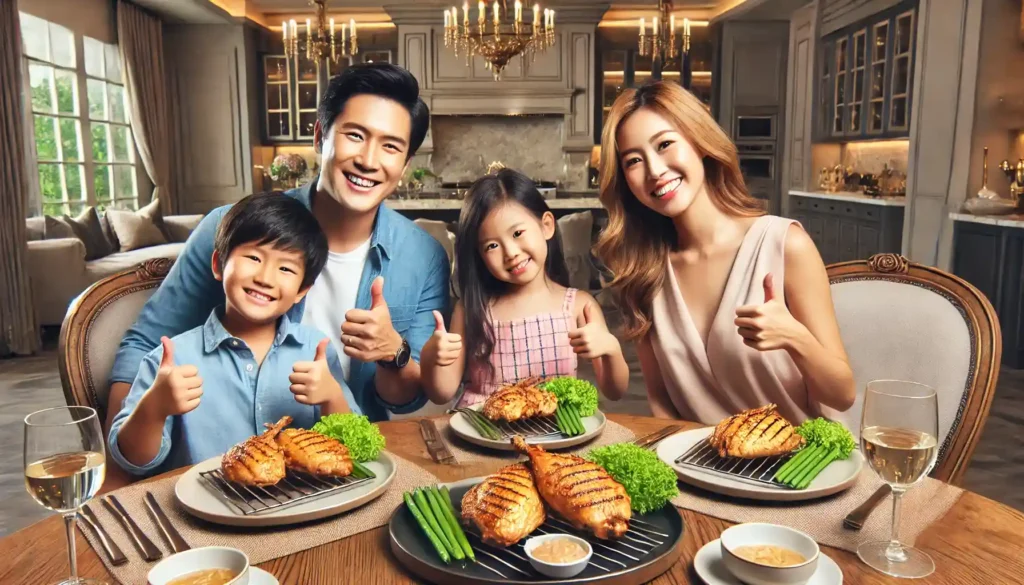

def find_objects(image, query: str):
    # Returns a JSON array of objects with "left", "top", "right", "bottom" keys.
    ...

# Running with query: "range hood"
[{"left": 423, "top": 87, "right": 578, "bottom": 116}]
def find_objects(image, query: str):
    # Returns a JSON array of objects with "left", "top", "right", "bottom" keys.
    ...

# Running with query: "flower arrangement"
[{"left": 270, "top": 153, "right": 308, "bottom": 187}]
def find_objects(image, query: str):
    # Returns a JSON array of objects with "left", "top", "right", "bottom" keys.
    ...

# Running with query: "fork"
[
  {"left": 843, "top": 484, "right": 891, "bottom": 530},
  {"left": 419, "top": 419, "right": 457, "bottom": 465}
]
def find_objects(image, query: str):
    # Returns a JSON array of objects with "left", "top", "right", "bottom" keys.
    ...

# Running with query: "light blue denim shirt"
[
  {"left": 108, "top": 181, "right": 450, "bottom": 422},
  {"left": 108, "top": 308, "right": 360, "bottom": 476}
]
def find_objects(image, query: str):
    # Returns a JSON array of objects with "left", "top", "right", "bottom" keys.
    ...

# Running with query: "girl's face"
[
  {"left": 616, "top": 106, "right": 707, "bottom": 218},
  {"left": 477, "top": 201, "right": 556, "bottom": 286}
]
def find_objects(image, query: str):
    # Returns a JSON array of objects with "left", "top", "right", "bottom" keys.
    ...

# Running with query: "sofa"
[{"left": 25, "top": 198, "right": 203, "bottom": 326}]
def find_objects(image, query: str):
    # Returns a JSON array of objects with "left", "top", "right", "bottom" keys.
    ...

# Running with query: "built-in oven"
[
  {"left": 735, "top": 114, "right": 777, "bottom": 141},
  {"left": 736, "top": 142, "right": 775, "bottom": 181}
]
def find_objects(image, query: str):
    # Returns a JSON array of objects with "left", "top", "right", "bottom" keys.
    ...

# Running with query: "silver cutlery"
[
  {"left": 419, "top": 419, "right": 457, "bottom": 465},
  {"left": 102, "top": 495, "right": 163, "bottom": 561},
  {"left": 144, "top": 492, "right": 190, "bottom": 553},
  {"left": 80, "top": 504, "right": 128, "bottom": 566},
  {"left": 843, "top": 484, "right": 892, "bottom": 530},
  {"left": 632, "top": 424, "right": 685, "bottom": 450}
]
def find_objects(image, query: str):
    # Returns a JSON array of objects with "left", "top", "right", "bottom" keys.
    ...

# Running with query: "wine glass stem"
[
  {"left": 886, "top": 487, "right": 908, "bottom": 563},
  {"left": 64, "top": 512, "right": 79, "bottom": 581}
]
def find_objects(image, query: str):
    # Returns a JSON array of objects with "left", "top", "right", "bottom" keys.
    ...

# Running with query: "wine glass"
[
  {"left": 858, "top": 380, "right": 939, "bottom": 579},
  {"left": 24, "top": 406, "right": 108, "bottom": 585}
]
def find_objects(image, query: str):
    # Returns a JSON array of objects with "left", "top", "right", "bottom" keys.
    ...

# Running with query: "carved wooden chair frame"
[
  {"left": 58, "top": 258, "right": 174, "bottom": 423},
  {"left": 827, "top": 253, "right": 1001, "bottom": 485}
]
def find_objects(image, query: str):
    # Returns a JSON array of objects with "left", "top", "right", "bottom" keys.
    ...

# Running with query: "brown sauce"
[
  {"left": 732, "top": 544, "right": 807, "bottom": 567},
  {"left": 166, "top": 568, "right": 237, "bottom": 585}
]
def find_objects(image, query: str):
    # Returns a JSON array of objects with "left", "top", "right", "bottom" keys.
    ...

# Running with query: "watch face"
[{"left": 394, "top": 339, "right": 411, "bottom": 368}]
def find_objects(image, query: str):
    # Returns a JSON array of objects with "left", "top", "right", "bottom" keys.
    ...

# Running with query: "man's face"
[{"left": 316, "top": 94, "right": 412, "bottom": 215}]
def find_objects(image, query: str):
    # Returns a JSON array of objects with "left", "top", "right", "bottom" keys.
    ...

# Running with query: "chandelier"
[
  {"left": 282, "top": 0, "right": 358, "bottom": 64},
  {"left": 638, "top": 0, "right": 691, "bottom": 64},
  {"left": 443, "top": 0, "right": 556, "bottom": 80}
]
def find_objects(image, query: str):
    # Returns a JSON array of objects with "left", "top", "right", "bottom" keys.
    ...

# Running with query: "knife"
[
  {"left": 102, "top": 495, "right": 163, "bottom": 561},
  {"left": 80, "top": 504, "right": 128, "bottom": 566},
  {"left": 145, "top": 492, "right": 190, "bottom": 553}
]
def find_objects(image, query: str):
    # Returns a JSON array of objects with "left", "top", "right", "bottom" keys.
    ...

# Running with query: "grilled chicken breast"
[
  {"left": 461, "top": 463, "right": 546, "bottom": 547},
  {"left": 709, "top": 404, "right": 804, "bottom": 459},
  {"left": 275, "top": 428, "right": 353, "bottom": 477},
  {"left": 513, "top": 436, "right": 630, "bottom": 539},
  {"left": 483, "top": 378, "right": 558, "bottom": 422},
  {"left": 221, "top": 416, "right": 290, "bottom": 486}
]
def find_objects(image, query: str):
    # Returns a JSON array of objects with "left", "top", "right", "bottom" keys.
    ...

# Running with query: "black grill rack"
[
  {"left": 198, "top": 467, "right": 376, "bottom": 515},
  {"left": 456, "top": 408, "right": 563, "bottom": 440},
  {"left": 462, "top": 516, "right": 670, "bottom": 579},
  {"left": 674, "top": 437, "right": 793, "bottom": 488}
]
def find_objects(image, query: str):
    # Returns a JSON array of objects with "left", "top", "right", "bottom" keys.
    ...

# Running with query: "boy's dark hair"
[
  {"left": 454, "top": 168, "right": 570, "bottom": 381},
  {"left": 214, "top": 192, "right": 328, "bottom": 291},
  {"left": 317, "top": 62, "right": 430, "bottom": 159}
]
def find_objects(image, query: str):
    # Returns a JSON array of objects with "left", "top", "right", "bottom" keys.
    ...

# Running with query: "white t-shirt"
[{"left": 301, "top": 238, "right": 372, "bottom": 382}]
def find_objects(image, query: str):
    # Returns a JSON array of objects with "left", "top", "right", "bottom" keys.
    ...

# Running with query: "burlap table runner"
[
  {"left": 436, "top": 415, "right": 636, "bottom": 464},
  {"left": 80, "top": 453, "right": 438, "bottom": 585},
  {"left": 671, "top": 469, "right": 962, "bottom": 553}
]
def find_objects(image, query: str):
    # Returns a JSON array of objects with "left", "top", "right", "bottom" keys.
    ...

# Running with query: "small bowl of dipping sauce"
[
  {"left": 524, "top": 533, "right": 593, "bottom": 579},
  {"left": 720, "top": 523, "right": 819, "bottom": 585},
  {"left": 147, "top": 546, "right": 250, "bottom": 585}
]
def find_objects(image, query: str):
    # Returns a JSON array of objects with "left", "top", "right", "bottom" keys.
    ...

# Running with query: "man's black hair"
[
  {"left": 214, "top": 192, "right": 328, "bottom": 291},
  {"left": 317, "top": 62, "right": 430, "bottom": 159}
]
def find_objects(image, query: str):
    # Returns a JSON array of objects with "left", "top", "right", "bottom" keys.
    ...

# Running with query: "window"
[{"left": 20, "top": 12, "right": 138, "bottom": 217}]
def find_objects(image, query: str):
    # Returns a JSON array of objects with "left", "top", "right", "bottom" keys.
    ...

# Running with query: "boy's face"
[{"left": 212, "top": 242, "right": 309, "bottom": 326}]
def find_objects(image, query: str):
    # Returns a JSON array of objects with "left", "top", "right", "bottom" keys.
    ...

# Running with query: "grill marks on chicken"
[
  {"left": 461, "top": 463, "right": 546, "bottom": 547},
  {"left": 709, "top": 404, "right": 804, "bottom": 459},
  {"left": 275, "top": 428, "right": 353, "bottom": 477},
  {"left": 482, "top": 378, "right": 558, "bottom": 422},
  {"left": 221, "top": 416, "right": 290, "bottom": 486},
  {"left": 513, "top": 436, "right": 631, "bottom": 539}
]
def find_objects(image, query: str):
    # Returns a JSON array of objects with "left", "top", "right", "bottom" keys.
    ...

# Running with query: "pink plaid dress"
[{"left": 458, "top": 288, "right": 579, "bottom": 407}]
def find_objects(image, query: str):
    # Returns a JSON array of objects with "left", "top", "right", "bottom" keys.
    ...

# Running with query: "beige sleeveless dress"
[{"left": 649, "top": 215, "right": 814, "bottom": 425}]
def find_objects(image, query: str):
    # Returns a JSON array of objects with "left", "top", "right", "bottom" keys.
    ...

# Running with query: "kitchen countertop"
[
  {"left": 948, "top": 212, "right": 1024, "bottom": 229},
  {"left": 788, "top": 189, "right": 907, "bottom": 207},
  {"left": 385, "top": 197, "right": 604, "bottom": 210}
]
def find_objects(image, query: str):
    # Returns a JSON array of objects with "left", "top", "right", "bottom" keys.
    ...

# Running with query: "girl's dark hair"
[
  {"left": 455, "top": 168, "right": 570, "bottom": 381},
  {"left": 215, "top": 192, "right": 328, "bottom": 291}
]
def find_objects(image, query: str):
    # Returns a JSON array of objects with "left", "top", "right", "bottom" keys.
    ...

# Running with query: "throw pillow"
[
  {"left": 43, "top": 215, "right": 74, "bottom": 239},
  {"left": 106, "top": 205, "right": 168, "bottom": 252},
  {"left": 99, "top": 213, "right": 120, "bottom": 251},
  {"left": 62, "top": 206, "right": 115, "bottom": 261},
  {"left": 25, "top": 217, "right": 46, "bottom": 241},
  {"left": 137, "top": 197, "right": 170, "bottom": 240}
]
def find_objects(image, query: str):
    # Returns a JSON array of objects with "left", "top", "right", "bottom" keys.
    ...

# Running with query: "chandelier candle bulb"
[
  {"left": 350, "top": 19, "right": 356, "bottom": 39},
  {"left": 330, "top": 18, "right": 334, "bottom": 35},
  {"left": 534, "top": 3, "right": 539, "bottom": 27},
  {"left": 282, "top": 21, "right": 287, "bottom": 43},
  {"left": 445, "top": 11, "right": 450, "bottom": 27},
  {"left": 463, "top": 2, "right": 469, "bottom": 25},
  {"left": 515, "top": 0, "right": 522, "bottom": 23},
  {"left": 670, "top": 14, "right": 675, "bottom": 30},
  {"left": 493, "top": 0, "right": 499, "bottom": 26}
]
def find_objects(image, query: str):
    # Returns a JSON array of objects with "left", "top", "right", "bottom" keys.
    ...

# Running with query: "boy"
[{"left": 108, "top": 193, "right": 357, "bottom": 476}]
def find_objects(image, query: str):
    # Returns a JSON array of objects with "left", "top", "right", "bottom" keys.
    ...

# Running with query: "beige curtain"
[
  {"left": 117, "top": 1, "right": 176, "bottom": 214},
  {"left": 0, "top": 0, "right": 40, "bottom": 355}
]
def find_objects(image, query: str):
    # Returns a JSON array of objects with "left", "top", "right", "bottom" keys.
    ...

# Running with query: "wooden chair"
[
  {"left": 826, "top": 253, "right": 1000, "bottom": 485},
  {"left": 58, "top": 258, "right": 173, "bottom": 427}
]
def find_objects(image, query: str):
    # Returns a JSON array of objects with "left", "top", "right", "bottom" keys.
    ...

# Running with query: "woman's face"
[{"left": 615, "top": 106, "right": 706, "bottom": 218}]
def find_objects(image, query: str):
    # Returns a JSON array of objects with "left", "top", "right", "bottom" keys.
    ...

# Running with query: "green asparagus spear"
[
  {"left": 413, "top": 489, "right": 456, "bottom": 557},
  {"left": 424, "top": 487, "right": 464, "bottom": 560},
  {"left": 778, "top": 445, "right": 820, "bottom": 484},
  {"left": 795, "top": 446, "right": 839, "bottom": 489},
  {"left": 351, "top": 461, "right": 374, "bottom": 478},
  {"left": 404, "top": 492, "right": 450, "bottom": 564},
  {"left": 568, "top": 404, "right": 586, "bottom": 435},
  {"left": 772, "top": 448, "right": 807, "bottom": 480},
  {"left": 784, "top": 446, "right": 828, "bottom": 486},
  {"left": 430, "top": 486, "right": 474, "bottom": 561},
  {"left": 554, "top": 406, "right": 570, "bottom": 435}
]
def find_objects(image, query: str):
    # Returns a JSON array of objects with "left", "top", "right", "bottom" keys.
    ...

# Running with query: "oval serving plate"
[
  {"left": 656, "top": 427, "right": 863, "bottom": 502},
  {"left": 175, "top": 451, "right": 396, "bottom": 527},
  {"left": 449, "top": 405, "right": 606, "bottom": 451},
  {"left": 389, "top": 477, "right": 685, "bottom": 585}
]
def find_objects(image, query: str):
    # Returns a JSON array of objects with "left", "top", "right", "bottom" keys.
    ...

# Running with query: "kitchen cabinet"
[
  {"left": 788, "top": 194, "right": 903, "bottom": 264},
  {"left": 951, "top": 219, "right": 1024, "bottom": 368},
  {"left": 816, "top": 1, "right": 916, "bottom": 140}
]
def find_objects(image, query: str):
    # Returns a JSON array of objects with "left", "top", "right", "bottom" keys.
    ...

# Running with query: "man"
[{"left": 107, "top": 63, "right": 450, "bottom": 442}]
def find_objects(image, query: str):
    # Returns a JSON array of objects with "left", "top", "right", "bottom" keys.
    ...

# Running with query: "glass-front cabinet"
[{"left": 817, "top": 1, "right": 916, "bottom": 140}]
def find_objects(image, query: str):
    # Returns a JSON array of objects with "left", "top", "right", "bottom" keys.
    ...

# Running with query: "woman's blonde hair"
[{"left": 594, "top": 81, "right": 764, "bottom": 340}]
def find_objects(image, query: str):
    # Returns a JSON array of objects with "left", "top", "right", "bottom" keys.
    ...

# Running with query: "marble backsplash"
[{"left": 429, "top": 115, "right": 571, "bottom": 184}]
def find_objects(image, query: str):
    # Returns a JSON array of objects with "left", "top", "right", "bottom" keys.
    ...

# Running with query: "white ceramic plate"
[
  {"left": 175, "top": 451, "right": 396, "bottom": 527},
  {"left": 251, "top": 567, "right": 279, "bottom": 585},
  {"left": 693, "top": 539, "right": 842, "bottom": 585},
  {"left": 449, "top": 404, "right": 606, "bottom": 451},
  {"left": 656, "top": 428, "right": 863, "bottom": 502}
]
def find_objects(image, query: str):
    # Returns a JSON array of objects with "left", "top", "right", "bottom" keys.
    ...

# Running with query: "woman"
[{"left": 594, "top": 81, "right": 855, "bottom": 424}]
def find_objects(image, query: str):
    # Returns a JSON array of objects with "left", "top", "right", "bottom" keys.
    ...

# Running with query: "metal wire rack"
[
  {"left": 674, "top": 437, "right": 793, "bottom": 488},
  {"left": 198, "top": 467, "right": 376, "bottom": 515},
  {"left": 455, "top": 408, "right": 563, "bottom": 440}
]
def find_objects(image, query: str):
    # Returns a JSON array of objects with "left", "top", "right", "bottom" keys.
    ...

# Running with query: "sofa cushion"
[
  {"left": 164, "top": 214, "right": 204, "bottom": 243},
  {"left": 62, "top": 206, "right": 116, "bottom": 261},
  {"left": 85, "top": 242, "right": 185, "bottom": 282},
  {"left": 99, "top": 213, "right": 119, "bottom": 251},
  {"left": 44, "top": 215, "right": 75, "bottom": 239},
  {"left": 25, "top": 217, "right": 45, "bottom": 241},
  {"left": 106, "top": 198, "right": 168, "bottom": 252}
]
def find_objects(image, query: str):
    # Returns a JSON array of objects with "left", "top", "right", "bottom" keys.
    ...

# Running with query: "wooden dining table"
[{"left": 1, "top": 414, "right": 1022, "bottom": 584}]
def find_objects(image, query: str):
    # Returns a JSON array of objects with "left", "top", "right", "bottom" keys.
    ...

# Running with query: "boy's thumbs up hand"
[
  {"left": 425, "top": 310, "right": 462, "bottom": 367},
  {"left": 147, "top": 336, "right": 203, "bottom": 417},
  {"left": 290, "top": 339, "right": 344, "bottom": 406}
]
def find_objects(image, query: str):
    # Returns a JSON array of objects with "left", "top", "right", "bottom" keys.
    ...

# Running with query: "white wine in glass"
[
  {"left": 858, "top": 380, "right": 939, "bottom": 579},
  {"left": 24, "top": 406, "right": 108, "bottom": 585}
]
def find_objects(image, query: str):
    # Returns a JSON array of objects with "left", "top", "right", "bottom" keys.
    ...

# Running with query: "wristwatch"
[{"left": 378, "top": 337, "right": 411, "bottom": 370}]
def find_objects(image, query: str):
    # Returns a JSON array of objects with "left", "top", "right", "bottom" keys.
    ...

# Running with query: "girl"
[
  {"left": 594, "top": 81, "right": 855, "bottom": 424},
  {"left": 421, "top": 168, "right": 629, "bottom": 407}
]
